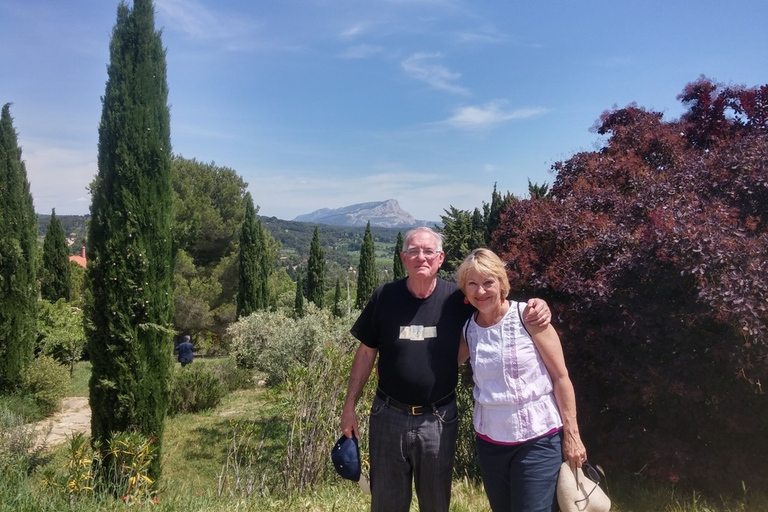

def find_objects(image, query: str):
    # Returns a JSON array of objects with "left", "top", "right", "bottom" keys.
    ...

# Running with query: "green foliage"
[
  {"left": 306, "top": 227, "right": 326, "bottom": 308},
  {"left": 237, "top": 193, "right": 271, "bottom": 318},
  {"left": 494, "top": 77, "right": 768, "bottom": 493},
  {"left": 36, "top": 299, "right": 86, "bottom": 376},
  {"left": 21, "top": 355, "right": 69, "bottom": 417},
  {"left": 168, "top": 365, "right": 225, "bottom": 416},
  {"left": 0, "top": 404, "right": 46, "bottom": 480},
  {"left": 439, "top": 206, "right": 485, "bottom": 273},
  {"left": 454, "top": 364, "right": 481, "bottom": 481},
  {"left": 69, "top": 261, "right": 87, "bottom": 303},
  {"left": 87, "top": 0, "right": 174, "bottom": 482},
  {"left": 40, "top": 432, "right": 95, "bottom": 498},
  {"left": 228, "top": 303, "right": 356, "bottom": 386},
  {"left": 293, "top": 275, "right": 304, "bottom": 318},
  {"left": 332, "top": 279, "right": 343, "bottom": 318},
  {"left": 41, "top": 210, "right": 71, "bottom": 301},
  {"left": 355, "top": 222, "right": 378, "bottom": 309},
  {"left": 172, "top": 156, "right": 247, "bottom": 269},
  {"left": 393, "top": 231, "right": 406, "bottom": 279},
  {"left": 91, "top": 430, "right": 157, "bottom": 503},
  {"left": 0, "top": 103, "right": 38, "bottom": 391},
  {"left": 483, "top": 182, "right": 515, "bottom": 244},
  {"left": 282, "top": 339, "right": 375, "bottom": 491},
  {"left": 36, "top": 214, "right": 89, "bottom": 244},
  {"left": 217, "top": 418, "right": 286, "bottom": 499}
]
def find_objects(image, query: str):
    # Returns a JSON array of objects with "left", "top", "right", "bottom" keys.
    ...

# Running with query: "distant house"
[{"left": 69, "top": 246, "right": 87, "bottom": 268}]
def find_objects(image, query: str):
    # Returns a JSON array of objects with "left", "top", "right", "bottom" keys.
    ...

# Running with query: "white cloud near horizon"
[
  {"left": 401, "top": 53, "right": 470, "bottom": 95},
  {"left": 24, "top": 141, "right": 96, "bottom": 215}
]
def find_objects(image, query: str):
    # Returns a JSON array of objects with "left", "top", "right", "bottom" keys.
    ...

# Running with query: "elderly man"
[
  {"left": 341, "top": 227, "right": 551, "bottom": 512},
  {"left": 174, "top": 335, "right": 194, "bottom": 367}
]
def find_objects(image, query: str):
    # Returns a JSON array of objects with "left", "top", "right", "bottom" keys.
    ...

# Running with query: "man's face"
[{"left": 401, "top": 232, "right": 444, "bottom": 279}]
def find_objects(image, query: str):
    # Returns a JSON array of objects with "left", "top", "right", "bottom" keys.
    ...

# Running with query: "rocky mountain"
[{"left": 293, "top": 199, "right": 433, "bottom": 228}]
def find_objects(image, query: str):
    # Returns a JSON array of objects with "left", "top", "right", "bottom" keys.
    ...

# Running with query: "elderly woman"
[{"left": 457, "top": 248, "right": 586, "bottom": 512}]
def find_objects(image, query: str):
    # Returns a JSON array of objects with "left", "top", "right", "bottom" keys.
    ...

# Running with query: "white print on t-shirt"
[{"left": 399, "top": 325, "right": 437, "bottom": 341}]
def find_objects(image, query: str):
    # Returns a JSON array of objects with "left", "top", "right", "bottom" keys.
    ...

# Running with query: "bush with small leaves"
[
  {"left": 168, "top": 365, "right": 225, "bottom": 415},
  {"left": 21, "top": 355, "right": 69, "bottom": 417}
]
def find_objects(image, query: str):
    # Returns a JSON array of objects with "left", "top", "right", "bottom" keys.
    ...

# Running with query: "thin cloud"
[
  {"left": 154, "top": 0, "right": 257, "bottom": 45},
  {"left": 401, "top": 53, "right": 470, "bottom": 95},
  {"left": 340, "top": 24, "right": 368, "bottom": 39},
  {"left": 443, "top": 101, "right": 548, "bottom": 129}
]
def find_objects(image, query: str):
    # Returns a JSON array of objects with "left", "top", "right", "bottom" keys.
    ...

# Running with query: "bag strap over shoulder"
[{"left": 516, "top": 301, "right": 533, "bottom": 338}]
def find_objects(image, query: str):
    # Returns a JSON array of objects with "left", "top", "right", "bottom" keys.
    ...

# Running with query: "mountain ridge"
[{"left": 293, "top": 199, "right": 434, "bottom": 228}]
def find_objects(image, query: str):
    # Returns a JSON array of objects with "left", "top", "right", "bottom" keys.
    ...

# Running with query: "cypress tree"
[
  {"left": 355, "top": 221, "right": 378, "bottom": 309},
  {"left": 41, "top": 209, "right": 71, "bottom": 301},
  {"left": 332, "top": 279, "right": 342, "bottom": 318},
  {"left": 294, "top": 275, "right": 305, "bottom": 318},
  {"left": 0, "top": 104, "right": 37, "bottom": 390},
  {"left": 393, "top": 231, "right": 406, "bottom": 280},
  {"left": 237, "top": 193, "right": 269, "bottom": 318},
  {"left": 86, "top": 0, "right": 174, "bottom": 482},
  {"left": 306, "top": 226, "right": 325, "bottom": 307}
]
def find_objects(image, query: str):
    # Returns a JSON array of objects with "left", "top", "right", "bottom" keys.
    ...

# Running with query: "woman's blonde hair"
[{"left": 456, "top": 248, "right": 510, "bottom": 300}]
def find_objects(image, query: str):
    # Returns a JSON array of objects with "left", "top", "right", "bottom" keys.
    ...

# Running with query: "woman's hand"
[{"left": 563, "top": 429, "right": 587, "bottom": 469}]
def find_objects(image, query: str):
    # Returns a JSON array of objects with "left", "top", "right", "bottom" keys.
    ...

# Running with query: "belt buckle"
[{"left": 411, "top": 405, "right": 422, "bottom": 416}]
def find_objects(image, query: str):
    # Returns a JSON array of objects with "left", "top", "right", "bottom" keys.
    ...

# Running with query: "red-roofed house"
[{"left": 70, "top": 246, "right": 87, "bottom": 268}]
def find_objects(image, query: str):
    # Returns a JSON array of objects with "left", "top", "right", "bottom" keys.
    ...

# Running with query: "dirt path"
[{"left": 34, "top": 397, "right": 91, "bottom": 448}]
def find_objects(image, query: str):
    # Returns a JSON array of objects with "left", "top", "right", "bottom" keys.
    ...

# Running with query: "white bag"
[{"left": 556, "top": 461, "right": 611, "bottom": 512}]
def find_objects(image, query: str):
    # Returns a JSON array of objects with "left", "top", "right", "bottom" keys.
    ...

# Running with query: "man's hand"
[
  {"left": 340, "top": 405, "right": 359, "bottom": 439},
  {"left": 524, "top": 298, "right": 551, "bottom": 327}
]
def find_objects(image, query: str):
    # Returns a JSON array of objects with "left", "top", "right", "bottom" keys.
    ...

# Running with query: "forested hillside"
[{"left": 37, "top": 213, "right": 406, "bottom": 267}]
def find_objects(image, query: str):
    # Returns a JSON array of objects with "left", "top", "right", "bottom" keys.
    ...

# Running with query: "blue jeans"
[
  {"left": 368, "top": 395, "right": 459, "bottom": 512},
  {"left": 476, "top": 431, "right": 562, "bottom": 512}
]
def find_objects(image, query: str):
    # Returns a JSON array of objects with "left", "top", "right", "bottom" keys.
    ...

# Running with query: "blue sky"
[{"left": 1, "top": 0, "right": 766, "bottom": 222}]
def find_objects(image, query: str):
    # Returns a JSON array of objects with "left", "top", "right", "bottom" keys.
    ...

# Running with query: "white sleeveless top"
[{"left": 464, "top": 301, "right": 562, "bottom": 443}]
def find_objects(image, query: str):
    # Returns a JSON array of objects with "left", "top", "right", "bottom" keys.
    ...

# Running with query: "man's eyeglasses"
[{"left": 404, "top": 248, "right": 441, "bottom": 259}]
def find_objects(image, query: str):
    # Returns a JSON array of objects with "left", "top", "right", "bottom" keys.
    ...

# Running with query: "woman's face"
[{"left": 464, "top": 269, "right": 503, "bottom": 313}]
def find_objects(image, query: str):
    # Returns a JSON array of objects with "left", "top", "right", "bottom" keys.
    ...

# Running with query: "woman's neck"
[{"left": 475, "top": 299, "right": 509, "bottom": 328}]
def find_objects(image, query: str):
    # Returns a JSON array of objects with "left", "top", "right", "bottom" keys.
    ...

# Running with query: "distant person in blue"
[{"left": 175, "top": 335, "right": 194, "bottom": 367}]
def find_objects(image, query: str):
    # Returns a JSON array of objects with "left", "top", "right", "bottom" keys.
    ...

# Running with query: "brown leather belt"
[{"left": 376, "top": 389, "right": 456, "bottom": 416}]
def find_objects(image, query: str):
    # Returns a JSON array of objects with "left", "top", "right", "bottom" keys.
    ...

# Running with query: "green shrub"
[
  {"left": 168, "top": 365, "right": 225, "bottom": 415},
  {"left": 281, "top": 339, "right": 375, "bottom": 492},
  {"left": 21, "top": 355, "right": 69, "bottom": 417},
  {"left": 227, "top": 303, "right": 357, "bottom": 385},
  {"left": 0, "top": 392, "right": 42, "bottom": 422},
  {"left": 0, "top": 404, "right": 46, "bottom": 480},
  {"left": 203, "top": 357, "right": 254, "bottom": 392}
]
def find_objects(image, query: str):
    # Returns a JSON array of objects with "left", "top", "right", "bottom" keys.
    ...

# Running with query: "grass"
[{"left": 6, "top": 360, "right": 767, "bottom": 512}]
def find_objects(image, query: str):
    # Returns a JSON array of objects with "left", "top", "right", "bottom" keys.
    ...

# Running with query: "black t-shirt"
[{"left": 351, "top": 278, "right": 474, "bottom": 405}]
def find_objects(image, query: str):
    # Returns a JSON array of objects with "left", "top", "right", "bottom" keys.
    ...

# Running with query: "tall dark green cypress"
[
  {"left": 0, "top": 104, "right": 37, "bottom": 391},
  {"left": 306, "top": 226, "right": 325, "bottom": 307},
  {"left": 87, "top": 0, "right": 174, "bottom": 482},
  {"left": 355, "top": 221, "right": 378, "bottom": 310},
  {"left": 41, "top": 209, "right": 71, "bottom": 301},
  {"left": 294, "top": 275, "right": 305, "bottom": 318},
  {"left": 393, "top": 231, "right": 406, "bottom": 280},
  {"left": 237, "top": 193, "right": 269, "bottom": 318}
]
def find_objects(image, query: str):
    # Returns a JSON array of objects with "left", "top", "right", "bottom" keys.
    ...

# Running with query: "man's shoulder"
[{"left": 435, "top": 278, "right": 460, "bottom": 291}]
